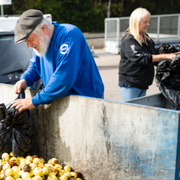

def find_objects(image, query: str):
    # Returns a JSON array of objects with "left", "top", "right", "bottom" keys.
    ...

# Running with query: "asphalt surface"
[{"left": 94, "top": 49, "right": 160, "bottom": 102}]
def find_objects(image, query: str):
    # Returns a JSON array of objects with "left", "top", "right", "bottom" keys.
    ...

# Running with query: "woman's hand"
[{"left": 152, "top": 52, "right": 180, "bottom": 62}]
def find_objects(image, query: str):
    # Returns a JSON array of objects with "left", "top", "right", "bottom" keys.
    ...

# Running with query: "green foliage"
[
  {"left": 111, "top": 2, "right": 123, "bottom": 17},
  {"left": 1, "top": 0, "right": 180, "bottom": 32},
  {"left": 123, "top": 0, "right": 180, "bottom": 16}
]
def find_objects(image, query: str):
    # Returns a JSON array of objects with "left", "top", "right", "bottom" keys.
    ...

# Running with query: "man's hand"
[
  {"left": 11, "top": 98, "right": 35, "bottom": 113},
  {"left": 14, "top": 79, "right": 27, "bottom": 94}
]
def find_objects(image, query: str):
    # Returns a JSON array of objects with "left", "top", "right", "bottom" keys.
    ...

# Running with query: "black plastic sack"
[
  {"left": 0, "top": 90, "right": 36, "bottom": 157},
  {"left": 155, "top": 54, "right": 180, "bottom": 110},
  {"left": 157, "top": 43, "right": 180, "bottom": 53}
]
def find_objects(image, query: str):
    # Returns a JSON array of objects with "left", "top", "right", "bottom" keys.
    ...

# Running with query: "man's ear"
[{"left": 41, "top": 24, "right": 46, "bottom": 33}]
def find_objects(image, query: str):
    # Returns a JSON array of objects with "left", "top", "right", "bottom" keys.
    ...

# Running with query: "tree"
[
  {"left": 2, "top": 0, "right": 180, "bottom": 32},
  {"left": 107, "top": 0, "right": 111, "bottom": 18}
]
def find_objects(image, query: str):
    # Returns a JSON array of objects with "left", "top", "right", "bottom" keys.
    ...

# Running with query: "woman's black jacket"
[{"left": 119, "top": 33, "right": 159, "bottom": 90}]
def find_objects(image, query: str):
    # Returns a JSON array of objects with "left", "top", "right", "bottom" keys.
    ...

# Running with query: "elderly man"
[{"left": 11, "top": 9, "right": 104, "bottom": 112}]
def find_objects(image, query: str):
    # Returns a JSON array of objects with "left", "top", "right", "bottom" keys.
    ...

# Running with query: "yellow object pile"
[{"left": 0, "top": 152, "right": 82, "bottom": 180}]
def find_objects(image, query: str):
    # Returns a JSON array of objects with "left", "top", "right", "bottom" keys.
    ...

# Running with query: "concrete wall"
[
  {"left": 0, "top": 83, "right": 180, "bottom": 180},
  {"left": 83, "top": 33, "right": 105, "bottom": 49},
  {"left": 86, "top": 38, "right": 105, "bottom": 49}
]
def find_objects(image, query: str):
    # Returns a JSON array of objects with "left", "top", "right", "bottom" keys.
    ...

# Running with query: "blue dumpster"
[
  {"left": 126, "top": 93, "right": 175, "bottom": 109},
  {"left": 0, "top": 84, "right": 180, "bottom": 180},
  {"left": 126, "top": 93, "right": 180, "bottom": 180}
]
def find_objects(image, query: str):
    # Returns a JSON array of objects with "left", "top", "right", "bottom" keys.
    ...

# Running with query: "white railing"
[{"left": 104, "top": 13, "right": 180, "bottom": 54}]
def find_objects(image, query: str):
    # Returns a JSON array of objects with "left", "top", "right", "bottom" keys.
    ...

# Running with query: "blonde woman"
[{"left": 119, "top": 7, "right": 179, "bottom": 101}]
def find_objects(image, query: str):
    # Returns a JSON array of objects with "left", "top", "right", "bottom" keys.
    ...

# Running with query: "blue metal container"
[
  {"left": 126, "top": 93, "right": 180, "bottom": 180},
  {"left": 0, "top": 84, "right": 179, "bottom": 180}
]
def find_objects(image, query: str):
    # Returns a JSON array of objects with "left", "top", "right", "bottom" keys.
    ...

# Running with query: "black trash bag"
[
  {"left": 157, "top": 43, "right": 180, "bottom": 53},
  {"left": 0, "top": 89, "right": 36, "bottom": 157},
  {"left": 155, "top": 54, "right": 180, "bottom": 110}
]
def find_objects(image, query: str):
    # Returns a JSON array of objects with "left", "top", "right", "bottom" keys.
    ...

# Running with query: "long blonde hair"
[{"left": 122, "top": 7, "right": 151, "bottom": 46}]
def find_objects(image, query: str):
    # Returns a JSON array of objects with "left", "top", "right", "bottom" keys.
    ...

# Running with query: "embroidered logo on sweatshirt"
[{"left": 60, "top": 43, "right": 70, "bottom": 55}]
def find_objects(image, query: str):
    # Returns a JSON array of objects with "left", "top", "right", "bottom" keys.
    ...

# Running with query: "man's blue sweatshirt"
[{"left": 21, "top": 22, "right": 104, "bottom": 107}]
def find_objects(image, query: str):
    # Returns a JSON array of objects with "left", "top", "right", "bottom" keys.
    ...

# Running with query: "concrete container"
[{"left": 0, "top": 84, "right": 180, "bottom": 180}]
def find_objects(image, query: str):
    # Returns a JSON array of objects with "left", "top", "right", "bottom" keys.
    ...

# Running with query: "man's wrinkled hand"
[
  {"left": 11, "top": 98, "right": 35, "bottom": 113},
  {"left": 14, "top": 79, "right": 27, "bottom": 94}
]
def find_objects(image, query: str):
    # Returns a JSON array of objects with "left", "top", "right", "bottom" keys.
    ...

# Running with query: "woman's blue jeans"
[{"left": 120, "top": 86, "right": 147, "bottom": 102}]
